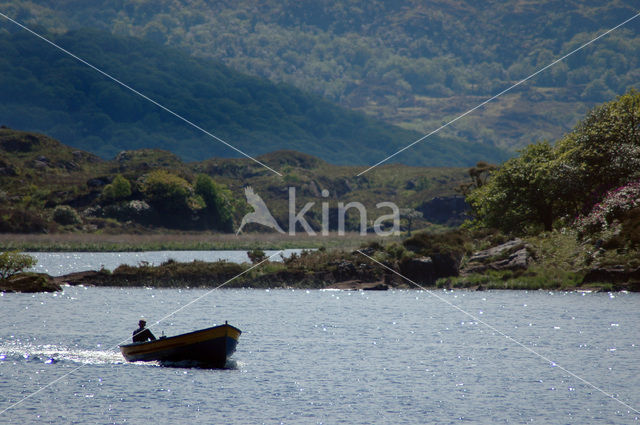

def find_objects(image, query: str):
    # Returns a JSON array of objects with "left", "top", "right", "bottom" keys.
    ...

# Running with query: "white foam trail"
[{"left": 0, "top": 343, "right": 123, "bottom": 365}]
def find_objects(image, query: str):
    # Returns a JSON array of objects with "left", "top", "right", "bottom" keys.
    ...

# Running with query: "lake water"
[
  {"left": 27, "top": 250, "right": 306, "bottom": 276},
  {"left": 1, "top": 286, "right": 638, "bottom": 424}
]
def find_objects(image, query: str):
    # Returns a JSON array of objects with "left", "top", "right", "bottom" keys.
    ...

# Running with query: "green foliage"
[
  {"left": 194, "top": 174, "right": 234, "bottom": 232},
  {"left": 0, "top": 208, "right": 48, "bottom": 233},
  {"left": 458, "top": 162, "right": 498, "bottom": 196},
  {"left": 469, "top": 89, "right": 640, "bottom": 234},
  {"left": 107, "top": 259, "right": 247, "bottom": 287},
  {"left": 621, "top": 208, "right": 640, "bottom": 249},
  {"left": 403, "top": 229, "right": 470, "bottom": 257},
  {"left": 247, "top": 249, "right": 267, "bottom": 264},
  {"left": 555, "top": 89, "right": 640, "bottom": 202},
  {"left": 438, "top": 266, "right": 585, "bottom": 290},
  {"left": 0, "top": 126, "right": 467, "bottom": 234},
  {"left": 601, "top": 207, "right": 640, "bottom": 250},
  {"left": 139, "top": 170, "right": 196, "bottom": 214},
  {"left": 52, "top": 205, "right": 81, "bottom": 225},
  {"left": 385, "top": 242, "right": 410, "bottom": 261},
  {"left": 102, "top": 174, "right": 132, "bottom": 202},
  {"left": 467, "top": 142, "right": 560, "bottom": 233},
  {"left": 0, "top": 251, "right": 37, "bottom": 279}
]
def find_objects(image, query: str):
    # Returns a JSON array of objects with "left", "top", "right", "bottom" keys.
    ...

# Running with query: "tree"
[
  {"left": 400, "top": 208, "right": 423, "bottom": 236},
  {"left": 194, "top": 174, "right": 234, "bottom": 232},
  {"left": 467, "top": 142, "right": 561, "bottom": 233},
  {"left": 102, "top": 174, "right": 132, "bottom": 202},
  {"left": 469, "top": 162, "right": 497, "bottom": 188},
  {"left": 555, "top": 88, "right": 640, "bottom": 206},
  {"left": 247, "top": 249, "right": 267, "bottom": 264},
  {"left": 467, "top": 89, "right": 640, "bottom": 234},
  {"left": 52, "top": 205, "right": 82, "bottom": 225},
  {"left": 457, "top": 161, "right": 497, "bottom": 196},
  {"left": 0, "top": 252, "right": 37, "bottom": 279},
  {"left": 140, "top": 170, "right": 201, "bottom": 214}
]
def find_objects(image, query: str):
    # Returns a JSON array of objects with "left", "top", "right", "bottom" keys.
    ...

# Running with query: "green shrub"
[
  {"left": 385, "top": 242, "right": 410, "bottom": 260},
  {"left": 247, "top": 249, "right": 267, "bottom": 264},
  {"left": 140, "top": 170, "right": 195, "bottom": 212},
  {"left": 194, "top": 174, "right": 234, "bottom": 232},
  {"left": 403, "top": 229, "right": 470, "bottom": 257},
  {"left": 0, "top": 251, "right": 37, "bottom": 279},
  {"left": 0, "top": 208, "right": 48, "bottom": 233},
  {"left": 102, "top": 174, "right": 132, "bottom": 202},
  {"left": 137, "top": 170, "right": 212, "bottom": 229},
  {"left": 52, "top": 205, "right": 81, "bottom": 225}
]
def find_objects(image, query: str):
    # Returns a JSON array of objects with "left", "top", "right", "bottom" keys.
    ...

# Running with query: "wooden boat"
[{"left": 119, "top": 322, "right": 241, "bottom": 368}]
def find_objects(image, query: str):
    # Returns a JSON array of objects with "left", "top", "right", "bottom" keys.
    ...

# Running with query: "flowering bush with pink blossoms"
[{"left": 575, "top": 181, "right": 640, "bottom": 234}]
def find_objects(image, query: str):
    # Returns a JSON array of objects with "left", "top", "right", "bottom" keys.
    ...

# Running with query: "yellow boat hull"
[{"left": 120, "top": 323, "right": 241, "bottom": 368}]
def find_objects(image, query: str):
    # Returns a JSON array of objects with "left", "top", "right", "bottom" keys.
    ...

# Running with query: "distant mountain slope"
[
  {"left": 3, "top": 0, "right": 639, "bottom": 153},
  {"left": 0, "top": 29, "right": 507, "bottom": 167}
]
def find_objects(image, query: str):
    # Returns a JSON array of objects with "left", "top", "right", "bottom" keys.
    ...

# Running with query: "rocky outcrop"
[
  {"left": 399, "top": 257, "right": 436, "bottom": 284},
  {"left": 416, "top": 196, "right": 469, "bottom": 226},
  {"left": 461, "top": 239, "right": 532, "bottom": 274},
  {"left": 87, "top": 176, "right": 112, "bottom": 188},
  {"left": 581, "top": 266, "right": 640, "bottom": 291},
  {"left": 1, "top": 273, "right": 61, "bottom": 293},
  {"left": 325, "top": 280, "right": 389, "bottom": 290},
  {"left": 399, "top": 253, "right": 460, "bottom": 285}
]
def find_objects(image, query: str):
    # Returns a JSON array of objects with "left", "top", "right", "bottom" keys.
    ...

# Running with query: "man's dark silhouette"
[{"left": 132, "top": 319, "right": 156, "bottom": 343}]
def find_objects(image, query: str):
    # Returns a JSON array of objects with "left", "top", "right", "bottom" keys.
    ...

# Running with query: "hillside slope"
[
  {"left": 0, "top": 29, "right": 507, "bottom": 167},
  {"left": 0, "top": 127, "right": 469, "bottom": 233},
  {"left": 3, "top": 0, "right": 639, "bottom": 153}
]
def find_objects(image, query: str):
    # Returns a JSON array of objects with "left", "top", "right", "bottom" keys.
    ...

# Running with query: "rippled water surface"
[{"left": 1, "top": 287, "right": 638, "bottom": 424}]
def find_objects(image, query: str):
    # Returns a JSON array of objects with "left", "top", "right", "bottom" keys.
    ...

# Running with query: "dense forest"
[
  {"left": 0, "top": 28, "right": 507, "bottom": 166},
  {"left": 2, "top": 0, "right": 639, "bottom": 153}
]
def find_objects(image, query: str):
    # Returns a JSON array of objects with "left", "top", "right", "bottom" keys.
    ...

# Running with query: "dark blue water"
[{"left": 1, "top": 287, "right": 638, "bottom": 424}]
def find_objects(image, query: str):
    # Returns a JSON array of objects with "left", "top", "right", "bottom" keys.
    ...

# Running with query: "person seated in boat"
[{"left": 132, "top": 319, "right": 156, "bottom": 343}]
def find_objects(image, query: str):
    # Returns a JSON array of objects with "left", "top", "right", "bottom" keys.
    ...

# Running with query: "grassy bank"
[
  {"left": 433, "top": 229, "right": 639, "bottom": 292},
  {"left": 0, "top": 232, "right": 399, "bottom": 252},
  {"left": 52, "top": 248, "right": 387, "bottom": 290},
  {"left": 5, "top": 227, "right": 637, "bottom": 292}
]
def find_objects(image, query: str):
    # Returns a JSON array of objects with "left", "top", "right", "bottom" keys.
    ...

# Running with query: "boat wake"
[
  {"left": 153, "top": 358, "right": 240, "bottom": 370},
  {"left": 0, "top": 342, "right": 243, "bottom": 370},
  {"left": 0, "top": 342, "right": 123, "bottom": 366}
]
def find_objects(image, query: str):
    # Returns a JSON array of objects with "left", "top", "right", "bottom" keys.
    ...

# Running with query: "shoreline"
[
  {"left": 0, "top": 266, "right": 629, "bottom": 294},
  {"left": 2, "top": 235, "right": 638, "bottom": 294},
  {"left": 0, "top": 232, "right": 398, "bottom": 252},
  {"left": 41, "top": 269, "right": 633, "bottom": 293}
]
